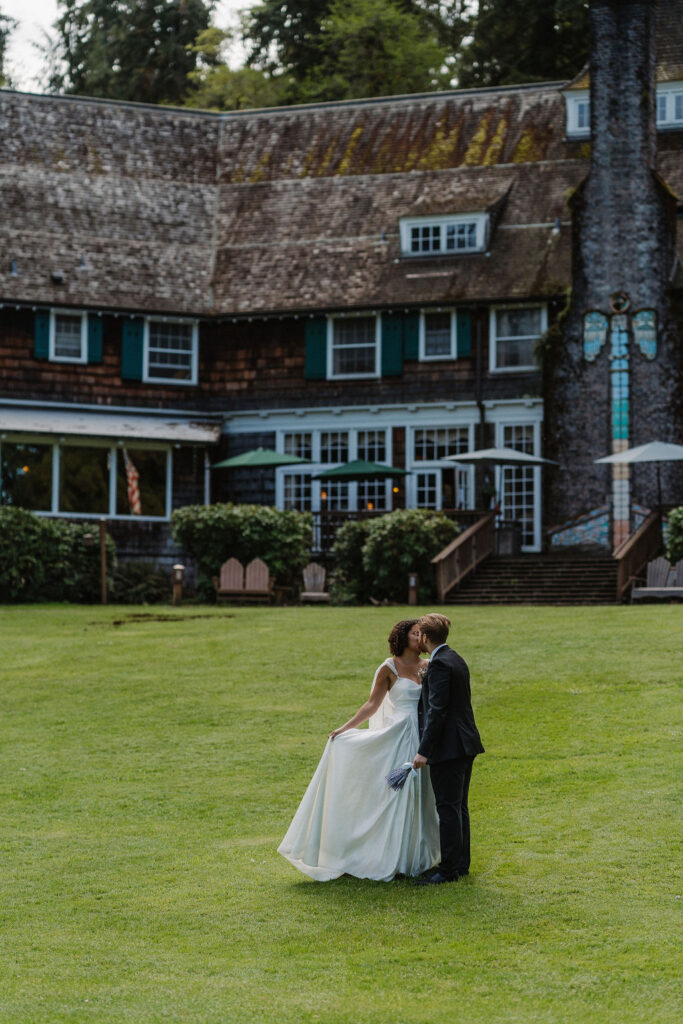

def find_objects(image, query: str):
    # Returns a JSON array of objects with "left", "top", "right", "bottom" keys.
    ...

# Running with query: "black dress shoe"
[{"left": 414, "top": 870, "right": 459, "bottom": 885}]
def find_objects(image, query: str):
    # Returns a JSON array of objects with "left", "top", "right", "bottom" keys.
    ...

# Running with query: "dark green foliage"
[
  {"left": 111, "top": 561, "right": 171, "bottom": 604},
  {"left": 184, "top": 27, "right": 286, "bottom": 110},
  {"left": 0, "top": 507, "right": 115, "bottom": 603},
  {"left": 0, "top": 8, "right": 16, "bottom": 87},
  {"left": 664, "top": 506, "right": 683, "bottom": 565},
  {"left": 329, "top": 518, "right": 373, "bottom": 605},
  {"left": 49, "top": 0, "right": 213, "bottom": 104},
  {"left": 457, "top": 0, "right": 590, "bottom": 88},
  {"left": 171, "top": 503, "right": 313, "bottom": 597},
  {"left": 330, "top": 509, "right": 459, "bottom": 604}
]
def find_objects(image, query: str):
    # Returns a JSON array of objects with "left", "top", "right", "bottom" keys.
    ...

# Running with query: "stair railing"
[
  {"left": 431, "top": 513, "right": 496, "bottom": 602},
  {"left": 613, "top": 510, "right": 662, "bottom": 601}
]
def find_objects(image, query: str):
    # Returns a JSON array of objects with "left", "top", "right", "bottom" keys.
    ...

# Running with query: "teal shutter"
[
  {"left": 304, "top": 317, "right": 327, "bottom": 379},
  {"left": 381, "top": 313, "right": 403, "bottom": 377},
  {"left": 87, "top": 313, "right": 103, "bottom": 364},
  {"left": 34, "top": 310, "right": 50, "bottom": 359},
  {"left": 456, "top": 309, "right": 472, "bottom": 358},
  {"left": 121, "top": 317, "right": 144, "bottom": 380},
  {"left": 403, "top": 311, "right": 420, "bottom": 360}
]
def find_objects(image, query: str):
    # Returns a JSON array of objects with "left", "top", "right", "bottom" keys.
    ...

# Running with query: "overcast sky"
[{"left": 3, "top": 0, "right": 247, "bottom": 91}]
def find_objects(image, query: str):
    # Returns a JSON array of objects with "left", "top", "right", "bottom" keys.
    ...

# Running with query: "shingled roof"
[{"left": 1, "top": 36, "right": 681, "bottom": 318}]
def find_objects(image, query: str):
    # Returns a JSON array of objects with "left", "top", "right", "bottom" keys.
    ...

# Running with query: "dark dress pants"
[{"left": 429, "top": 756, "right": 474, "bottom": 878}]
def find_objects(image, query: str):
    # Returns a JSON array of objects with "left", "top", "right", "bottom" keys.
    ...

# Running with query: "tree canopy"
[{"left": 0, "top": 7, "right": 16, "bottom": 87}]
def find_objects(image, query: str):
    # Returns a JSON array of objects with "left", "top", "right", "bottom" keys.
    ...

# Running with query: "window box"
[
  {"left": 399, "top": 215, "right": 488, "bottom": 256},
  {"left": 490, "top": 305, "right": 546, "bottom": 372},
  {"left": 50, "top": 310, "right": 87, "bottom": 363},
  {"left": 143, "top": 318, "right": 198, "bottom": 385},
  {"left": 327, "top": 315, "right": 380, "bottom": 380}
]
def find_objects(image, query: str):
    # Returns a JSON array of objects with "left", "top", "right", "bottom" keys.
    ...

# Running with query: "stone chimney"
[{"left": 545, "top": 0, "right": 681, "bottom": 544}]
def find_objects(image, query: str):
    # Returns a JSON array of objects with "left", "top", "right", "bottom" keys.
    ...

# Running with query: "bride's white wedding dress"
[{"left": 278, "top": 658, "right": 440, "bottom": 881}]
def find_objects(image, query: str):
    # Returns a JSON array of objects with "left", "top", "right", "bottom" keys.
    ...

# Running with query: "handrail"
[
  {"left": 431, "top": 513, "right": 496, "bottom": 602},
  {"left": 613, "top": 510, "right": 662, "bottom": 600}
]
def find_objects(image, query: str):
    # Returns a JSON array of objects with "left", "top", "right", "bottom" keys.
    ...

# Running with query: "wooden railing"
[
  {"left": 613, "top": 511, "right": 662, "bottom": 601},
  {"left": 431, "top": 513, "right": 496, "bottom": 602}
]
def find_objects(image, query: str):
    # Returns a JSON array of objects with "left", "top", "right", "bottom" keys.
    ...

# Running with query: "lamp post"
[
  {"left": 172, "top": 564, "right": 185, "bottom": 606},
  {"left": 408, "top": 572, "right": 419, "bottom": 606}
]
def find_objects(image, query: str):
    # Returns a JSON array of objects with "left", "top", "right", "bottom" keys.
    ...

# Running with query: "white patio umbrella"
[
  {"left": 594, "top": 440, "right": 683, "bottom": 507},
  {"left": 442, "top": 446, "right": 558, "bottom": 466}
]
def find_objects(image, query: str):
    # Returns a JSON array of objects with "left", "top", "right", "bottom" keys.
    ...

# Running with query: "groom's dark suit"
[{"left": 418, "top": 644, "right": 484, "bottom": 879}]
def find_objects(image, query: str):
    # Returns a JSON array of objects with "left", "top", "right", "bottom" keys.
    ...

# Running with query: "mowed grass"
[{"left": 0, "top": 604, "right": 680, "bottom": 1024}]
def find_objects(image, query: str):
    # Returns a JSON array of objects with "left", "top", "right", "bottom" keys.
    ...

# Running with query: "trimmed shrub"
[
  {"left": 665, "top": 506, "right": 683, "bottom": 564},
  {"left": 0, "top": 507, "right": 116, "bottom": 603},
  {"left": 111, "top": 562, "right": 171, "bottom": 605},
  {"left": 171, "top": 503, "right": 313, "bottom": 598},
  {"left": 362, "top": 509, "right": 460, "bottom": 603},
  {"left": 329, "top": 518, "right": 373, "bottom": 605}
]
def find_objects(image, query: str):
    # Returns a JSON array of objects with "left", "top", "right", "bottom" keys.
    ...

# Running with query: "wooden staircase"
[{"left": 445, "top": 553, "right": 619, "bottom": 605}]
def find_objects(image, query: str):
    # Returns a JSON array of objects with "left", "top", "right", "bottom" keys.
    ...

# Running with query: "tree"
[
  {"left": 457, "top": 0, "right": 590, "bottom": 88},
  {"left": 48, "top": 0, "right": 214, "bottom": 105},
  {"left": 0, "top": 7, "right": 17, "bottom": 87},
  {"left": 184, "top": 26, "right": 286, "bottom": 110}
]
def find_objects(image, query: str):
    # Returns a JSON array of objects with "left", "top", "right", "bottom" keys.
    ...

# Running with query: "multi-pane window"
[
  {"left": 656, "top": 86, "right": 683, "bottom": 126},
  {"left": 283, "top": 473, "right": 312, "bottom": 511},
  {"left": 320, "top": 431, "right": 349, "bottom": 463},
  {"left": 414, "top": 427, "right": 470, "bottom": 461},
  {"left": 657, "top": 93, "right": 667, "bottom": 123},
  {"left": 502, "top": 424, "right": 537, "bottom": 548},
  {"left": 423, "top": 313, "right": 454, "bottom": 358},
  {"left": 59, "top": 446, "right": 110, "bottom": 514},
  {"left": 358, "top": 480, "right": 387, "bottom": 511},
  {"left": 145, "top": 320, "right": 197, "bottom": 384},
  {"left": 415, "top": 471, "right": 438, "bottom": 508},
  {"left": 565, "top": 92, "right": 590, "bottom": 136},
  {"left": 321, "top": 481, "right": 349, "bottom": 511},
  {"left": 357, "top": 430, "right": 386, "bottom": 463},
  {"left": 503, "top": 424, "right": 535, "bottom": 454},
  {"left": 52, "top": 312, "right": 86, "bottom": 362},
  {"left": 492, "top": 307, "right": 543, "bottom": 370},
  {"left": 330, "top": 317, "right": 378, "bottom": 377},
  {"left": 0, "top": 443, "right": 52, "bottom": 510},
  {"left": 283, "top": 432, "right": 313, "bottom": 460},
  {"left": 402, "top": 216, "right": 486, "bottom": 256},
  {"left": 576, "top": 99, "right": 590, "bottom": 131},
  {"left": 115, "top": 449, "right": 167, "bottom": 517}
]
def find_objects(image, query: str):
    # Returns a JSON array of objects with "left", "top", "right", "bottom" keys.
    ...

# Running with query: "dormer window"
[
  {"left": 656, "top": 82, "right": 683, "bottom": 127},
  {"left": 399, "top": 215, "right": 488, "bottom": 256},
  {"left": 567, "top": 83, "right": 683, "bottom": 136},
  {"left": 565, "top": 90, "right": 590, "bottom": 138}
]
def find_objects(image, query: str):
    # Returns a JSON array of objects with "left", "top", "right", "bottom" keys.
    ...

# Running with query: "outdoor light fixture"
[
  {"left": 367, "top": 502, "right": 374, "bottom": 510},
  {"left": 320, "top": 490, "right": 328, "bottom": 500},
  {"left": 408, "top": 573, "right": 419, "bottom": 606},
  {"left": 51, "top": 270, "right": 64, "bottom": 285},
  {"left": 172, "top": 564, "right": 185, "bottom": 606},
  {"left": 392, "top": 486, "right": 400, "bottom": 493}
]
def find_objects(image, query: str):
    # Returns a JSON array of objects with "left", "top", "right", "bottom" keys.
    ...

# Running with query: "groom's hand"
[{"left": 413, "top": 753, "right": 428, "bottom": 770}]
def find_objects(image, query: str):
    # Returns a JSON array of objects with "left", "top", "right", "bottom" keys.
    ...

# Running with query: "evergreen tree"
[
  {"left": 457, "top": 0, "right": 590, "bottom": 88},
  {"left": 49, "top": 0, "right": 214, "bottom": 105},
  {"left": 0, "top": 8, "right": 17, "bottom": 87}
]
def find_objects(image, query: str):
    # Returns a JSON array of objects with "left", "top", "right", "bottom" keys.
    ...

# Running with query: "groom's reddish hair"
[{"left": 418, "top": 613, "right": 451, "bottom": 645}]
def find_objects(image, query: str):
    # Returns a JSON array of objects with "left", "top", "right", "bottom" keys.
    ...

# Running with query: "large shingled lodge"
[{"left": 0, "top": 0, "right": 681, "bottom": 587}]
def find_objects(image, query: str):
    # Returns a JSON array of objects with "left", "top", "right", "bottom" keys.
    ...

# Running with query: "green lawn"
[{"left": 0, "top": 604, "right": 680, "bottom": 1024}]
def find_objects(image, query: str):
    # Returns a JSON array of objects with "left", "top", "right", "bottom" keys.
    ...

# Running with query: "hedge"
[{"left": 665, "top": 506, "right": 683, "bottom": 565}]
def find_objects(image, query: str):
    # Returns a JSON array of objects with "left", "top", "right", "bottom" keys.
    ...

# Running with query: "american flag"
[{"left": 123, "top": 449, "right": 141, "bottom": 515}]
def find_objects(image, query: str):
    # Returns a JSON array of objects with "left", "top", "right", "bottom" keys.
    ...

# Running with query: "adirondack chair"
[
  {"left": 243, "top": 558, "right": 273, "bottom": 602},
  {"left": 300, "top": 562, "right": 330, "bottom": 603},
  {"left": 631, "top": 556, "right": 683, "bottom": 600},
  {"left": 213, "top": 557, "right": 273, "bottom": 603}
]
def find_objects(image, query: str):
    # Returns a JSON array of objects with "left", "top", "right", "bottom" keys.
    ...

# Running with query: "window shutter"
[
  {"left": 87, "top": 314, "right": 103, "bottom": 364},
  {"left": 34, "top": 310, "right": 50, "bottom": 359},
  {"left": 121, "top": 317, "right": 144, "bottom": 380},
  {"left": 456, "top": 309, "right": 472, "bottom": 358},
  {"left": 403, "top": 312, "right": 419, "bottom": 360},
  {"left": 381, "top": 313, "right": 403, "bottom": 376},
  {"left": 304, "top": 317, "right": 327, "bottom": 379}
]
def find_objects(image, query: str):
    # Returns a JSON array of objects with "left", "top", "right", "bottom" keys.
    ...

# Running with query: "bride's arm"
[{"left": 329, "top": 664, "right": 392, "bottom": 740}]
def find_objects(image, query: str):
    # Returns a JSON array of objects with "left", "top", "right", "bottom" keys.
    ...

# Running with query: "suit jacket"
[{"left": 417, "top": 645, "right": 485, "bottom": 763}]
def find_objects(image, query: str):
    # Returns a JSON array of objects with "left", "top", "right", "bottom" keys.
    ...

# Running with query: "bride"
[{"left": 278, "top": 619, "right": 440, "bottom": 881}]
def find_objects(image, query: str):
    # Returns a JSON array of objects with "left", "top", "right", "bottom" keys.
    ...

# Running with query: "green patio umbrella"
[
  {"left": 212, "top": 447, "right": 312, "bottom": 469},
  {"left": 313, "top": 459, "right": 409, "bottom": 482}
]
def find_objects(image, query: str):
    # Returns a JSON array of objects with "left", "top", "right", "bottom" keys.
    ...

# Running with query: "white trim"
[
  {"left": 656, "top": 81, "right": 683, "bottom": 127},
  {"left": 143, "top": 317, "right": 199, "bottom": 386},
  {"left": 399, "top": 214, "right": 488, "bottom": 256},
  {"left": 49, "top": 309, "right": 88, "bottom": 364},
  {"left": 489, "top": 303, "right": 546, "bottom": 373},
  {"left": 564, "top": 90, "right": 590, "bottom": 138},
  {"left": 327, "top": 313, "right": 380, "bottom": 380},
  {"left": 419, "top": 310, "right": 457, "bottom": 361}
]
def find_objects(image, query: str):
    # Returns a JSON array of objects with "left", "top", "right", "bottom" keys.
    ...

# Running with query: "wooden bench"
[
  {"left": 631, "top": 556, "right": 683, "bottom": 601},
  {"left": 213, "top": 557, "right": 273, "bottom": 603},
  {"left": 300, "top": 561, "right": 330, "bottom": 603}
]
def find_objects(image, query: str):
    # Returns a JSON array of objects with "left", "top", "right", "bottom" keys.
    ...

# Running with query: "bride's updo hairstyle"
[
  {"left": 417, "top": 613, "right": 451, "bottom": 646},
  {"left": 388, "top": 619, "right": 418, "bottom": 656}
]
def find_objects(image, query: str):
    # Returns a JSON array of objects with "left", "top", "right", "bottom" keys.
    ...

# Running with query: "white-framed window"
[
  {"left": 357, "top": 429, "right": 387, "bottom": 462},
  {"left": 420, "top": 311, "right": 457, "bottom": 359},
  {"left": 283, "top": 432, "right": 313, "bottom": 460},
  {"left": 415, "top": 471, "right": 439, "bottom": 509},
  {"left": 358, "top": 479, "right": 389, "bottom": 512},
  {"left": 490, "top": 305, "right": 546, "bottom": 372},
  {"left": 414, "top": 427, "right": 470, "bottom": 462},
  {"left": 320, "top": 431, "right": 349, "bottom": 463},
  {"left": 399, "top": 214, "right": 488, "bottom": 256},
  {"left": 50, "top": 310, "right": 87, "bottom": 363},
  {"left": 282, "top": 472, "right": 312, "bottom": 511},
  {"left": 144, "top": 318, "right": 198, "bottom": 385},
  {"left": 328, "top": 315, "right": 380, "bottom": 379},
  {"left": 565, "top": 90, "right": 590, "bottom": 137},
  {"left": 656, "top": 82, "right": 683, "bottom": 127},
  {"left": 320, "top": 480, "right": 350, "bottom": 511}
]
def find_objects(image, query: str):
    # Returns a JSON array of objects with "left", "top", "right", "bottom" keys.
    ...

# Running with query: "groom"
[{"left": 412, "top": 613, "right": 484, "bottom": 884}]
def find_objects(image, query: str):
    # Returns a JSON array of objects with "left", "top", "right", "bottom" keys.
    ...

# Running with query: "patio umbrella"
[
  {"left": 594, "top": 440, "right": 683, "bottom": 507},
  {"left": 212, "top": 447, "right": 312, "bottom": 469},
  {"left": 313, "top": 459, "right": 409, "bottom": 482},
  {"left": 441, "top": 446, "right": 558, "bottom": 466}
]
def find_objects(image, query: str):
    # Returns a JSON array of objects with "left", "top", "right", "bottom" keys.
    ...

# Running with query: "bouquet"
[{"left": 385, "top": 762, "right": 418, "bottom": 791}]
